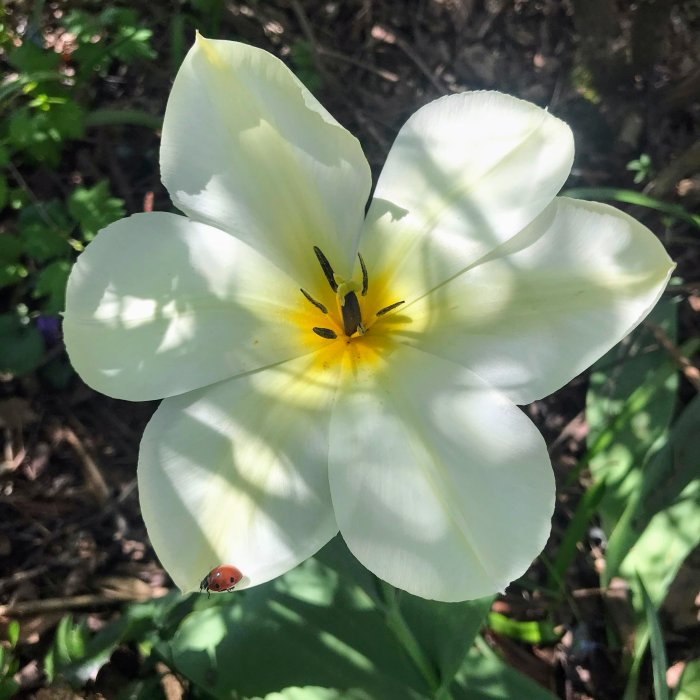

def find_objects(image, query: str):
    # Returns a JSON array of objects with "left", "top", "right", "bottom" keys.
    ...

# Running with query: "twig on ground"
[
  {"left": 372, "top": 24, "right": 450, "bottom": 94},
  {"left": 0, "top": 564, "right": 50, "bottom": 595},
  {"left": 0, "top": 590, "right": 158, "bottom": 617},
  {"left": 156, "top": 662, "right": 186, "bottom": 700},
  {"left": 317, "top": 46, "right": 399, "bottom": 83},
  {"left": 645, "top": 138, "right": 700, "bottom": 199},
  {"left": 55, "top": 424, "right": 110, "bottom": 505},
  {"left": 645, "top": 321, "right": 700, "bottom": 392}
]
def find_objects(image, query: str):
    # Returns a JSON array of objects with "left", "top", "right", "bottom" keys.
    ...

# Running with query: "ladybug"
[{"left": 199, "top": 564, "right": 244, "bottom": 598}]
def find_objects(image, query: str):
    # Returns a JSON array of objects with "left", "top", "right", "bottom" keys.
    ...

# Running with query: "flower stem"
[{"left": 376, "top": 579, "right": 453, "bottom": 699}]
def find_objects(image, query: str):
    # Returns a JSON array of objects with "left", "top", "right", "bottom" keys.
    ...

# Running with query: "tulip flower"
[{"left": 63, "top": 35, "right": 673, "bottom": 601}]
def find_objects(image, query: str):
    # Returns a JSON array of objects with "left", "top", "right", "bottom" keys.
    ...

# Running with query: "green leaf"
[
  {"left": 397, "top": 590, "right": 492, "bottom": 693},
  {"left": 547, "top": 477, "right": 607, "bottom": 592},
  {"left": 100, "top": 8, "right": 156, "bottom": 64},
  {"left": 48, "top": 101, "right": 85, "bottom": 141},
  {"left": 112, "top": 27, "right": 156, "bottom": 63},
  {"left": 0, "top": 678, "right": 19, "bottom": 700},
  {"left": 620, "top": 473, "right": 700, "bottom": 609},
  {"left": 0, "top": 174, "right": 7, "bottom": 211},
  {"left": 565, "top": 187, "right": 700, "bottom": 229},
  {"left": 8, "top": 107, "right": 58, "bottom": 163},
  {"left": 0, "top": 234, "right": 24, "bottom": 264},
  {"left": 55, "top": 594, "right": 181, "bottom": 685},
  {"left": 0, "top": 263, "right": 27, "bottom": 289},
  {"left": 606, "top": 395, "right": 700, "bottom": 580},
  {"left": 7, "top": 621, "right": 19, "bottom": 649},
  {"left": 620, "top": 461, "right": 700, "bottom": 698},
  {"left": 675, "top": 658, "right": 700, "bottom": 700},
  {"left": 61, "top": 9, "right": 102, "bottom": 40},
  {"left": 585, "top": 297, "right": 678, "bottom": 530},
  {"left": 0, "top": 71, "right": 64, "bottom": 105},
  {"left": 16, "top": 200, "right": 72, "bottom": 262},
  {"left": 7, "top": 41, "right": 61, "bottom": 73},
  {"left": 0, "top": 234, "right": 28, "bottom": 290},
  {"left": 18, "top": 221, "right": 71, "bottom": 262},
  {"left": 45, "top": 616, "right": 89, "bottom": 681},
  {"left": 318, "top": 537, "right": 490, "bottom": 694},
  {"left": 8, "top": 102, "right": 84, "bottom": 164},
  {"left": 290, "top": 40, "right": 323, "bottom": 93},
  {"left": 453, "top": 636, "right": 558, "bottom": 699},
  {"left": 63, "top": 7, "right": 155, "bottom": 75},
  {"left": 487, "top": 612, "right": 561, "bottom": 645},
  {"left": 67, "top": 181, "right": 126, "bottom": 241},
  {"left": 168, "top": 553, "right": 429, "bottom": 700},
  {"left": 33, "top": 259, "right": 71, "bottom": 313},
  {"left": 0, "top": 313, "right": 44, "bottom": 376},
  {"left": 637, "top": 573, "right": 669, "bottom": 700}
]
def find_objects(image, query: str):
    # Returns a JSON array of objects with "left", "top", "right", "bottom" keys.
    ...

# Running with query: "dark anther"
[
  {"left": 300, "top": 288, "right": 328, "bottom": 314},
  {"left": 376, "top": 300, "right": 405, "bottom": 317},
  {"left": 359, "top": 252, "right": 368, "bottom": 296},
  {"left": 313, "top": 327, "right": 338, "bottom": 339},
  {"left": 313, "top": 246, "right": 338, "bottom": 292}
]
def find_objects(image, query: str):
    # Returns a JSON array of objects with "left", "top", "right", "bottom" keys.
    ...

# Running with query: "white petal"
[
  {"left": 359, "top": 91, "right": 574, "bottom": 302},
  {"left": 329, "top": 344, "right": 553, "bottom": 602},
  {"left": 161, "top": 35, "right": 371, "bottom": 281},
  {"left": 63, "top": 212, "right": 320, "bottom": 401},
  {"left": 138, "top": 350, "right": 341, "bottom": 592},
  {"left": 398, "top": 197, "right": 675, "bottom": 405}
]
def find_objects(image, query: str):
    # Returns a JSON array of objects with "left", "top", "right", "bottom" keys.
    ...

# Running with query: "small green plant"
[
  {"left": 61, "top": 7, "right": 156, "bottom": 79},
  {"left": 0, "top": 621, "right": 20, "bottom": 700},
  {"left": 626, "top": 153, "right": 655, "bottom": 184},
  {"left": 0, "top": 10, "right": 139, "bottom": 379},
  {"left": 289, "top": 39, "right": 323, "bottom": 92},
  {"left": 0, "top": 182, "right": 125, "bottom": 378}
]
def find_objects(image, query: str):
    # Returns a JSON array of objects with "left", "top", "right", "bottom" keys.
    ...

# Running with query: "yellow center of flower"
[{"left": 297, "top": 246, "right": 408, "bottom": 370}]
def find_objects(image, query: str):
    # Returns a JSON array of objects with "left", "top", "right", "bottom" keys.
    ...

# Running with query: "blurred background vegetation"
[{"left": 0, "top": 1, "right": 698, "bottom": 699}]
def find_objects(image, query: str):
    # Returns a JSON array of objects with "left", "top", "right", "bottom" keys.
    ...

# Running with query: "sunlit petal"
[
  {"left": 139, "top": 350, "right": 341, "bottom": 592},
  {"left": 161, "top": 35, "right": 372, "bottom": 281},
  {"left": 358, "top": 91, "right": 573, "bottom": 303},
  {"left": 63, "top": 212, "right": 317, "bottom": 401},
  {"left": 397, "top": 197, "right": 675, "bottom": 404},
  {"left": 329, "top": 344, "right": 553, "bottom": 601}
]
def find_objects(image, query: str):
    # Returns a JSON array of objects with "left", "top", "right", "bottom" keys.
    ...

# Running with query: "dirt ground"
[{"left": 1, "top": 1, "right": 699, "bottom": 698}]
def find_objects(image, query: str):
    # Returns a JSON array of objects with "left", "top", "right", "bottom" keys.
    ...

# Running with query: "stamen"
[
  {"left": 376, "top": 300, "right": 405, "bottom": 316},
  {"left": 313, "top": 327, "right": 337, "bottom": 340},
  {"left": 358, "top": 253, "right": 368, "bottom": 296},
  {"left": 300, "top": 288, "right": 328, "bottom": 314},
  {"left": 313, "top": 246, "right": 338, "bottom": 292}
]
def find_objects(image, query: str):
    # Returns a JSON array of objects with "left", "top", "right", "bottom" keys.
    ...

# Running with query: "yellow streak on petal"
[{"left": 195, "top": 32, "right": 226, "bottom": 69}]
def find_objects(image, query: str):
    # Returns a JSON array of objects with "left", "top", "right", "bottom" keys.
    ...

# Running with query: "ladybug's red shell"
[{"left": 200, "top": 565, "right": 243, "bottom": 596}]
